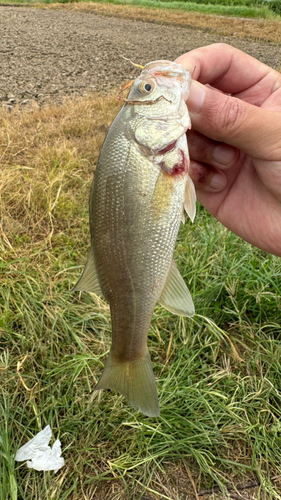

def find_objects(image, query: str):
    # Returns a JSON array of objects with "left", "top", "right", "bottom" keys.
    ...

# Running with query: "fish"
[{"left": 73, "top": 60, "right": 196, "bottom": 417}]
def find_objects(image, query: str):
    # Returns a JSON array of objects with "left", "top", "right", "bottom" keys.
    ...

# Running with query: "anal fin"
[
  {"left": 159, "top": 260, "right": 195, "bottom": 317},
  {"left": 72, "top": 248, "right": 103, "bottom": 296}
]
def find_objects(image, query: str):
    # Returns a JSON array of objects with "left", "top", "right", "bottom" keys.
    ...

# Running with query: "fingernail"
[
  {"left": 187, "top": 81, "right": 206, "bottom": 114},
  {"left": 213, "top": 144, "right": 236, "bottom": 165},
  {"left": 210, "top": 173, "right": 226, "bottom": 190}
]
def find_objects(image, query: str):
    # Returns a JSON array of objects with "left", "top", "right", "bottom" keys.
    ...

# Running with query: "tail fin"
[{"left": 95, "top": 350, "right": 160, "bottom": 417}]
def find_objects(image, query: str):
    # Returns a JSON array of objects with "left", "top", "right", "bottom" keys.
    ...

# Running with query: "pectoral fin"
[
  {"left": 184, "top": 175, "right": 196, "bottom": 223},
  {"left": 72, "top": 248, "right": 103, "bottom": 296},
  {"left": 159, "top": 260, "right": 195, "bottom": 317}
]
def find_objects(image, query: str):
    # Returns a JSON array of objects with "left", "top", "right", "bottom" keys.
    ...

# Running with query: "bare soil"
[{"left": 0, "top": 4, "right": 280, "bottom": 109}]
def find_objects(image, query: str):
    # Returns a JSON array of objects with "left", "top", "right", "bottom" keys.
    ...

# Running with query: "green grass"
[
  {"left": 83, "top": 0, "right": 280, "bottom": 19},
  {"left": 89, "top": 0, "right": 280, "bottom": 19},
  {"left": 1, "top": 96, "right": 281, "bottom": 499},
  {"left": 2, "top": 0, "right": 281, "bottom": 20}
]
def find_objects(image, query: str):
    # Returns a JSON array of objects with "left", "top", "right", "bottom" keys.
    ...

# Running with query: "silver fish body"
[{"left": 74, "top": 61, "right": 196, "bottom": 417}]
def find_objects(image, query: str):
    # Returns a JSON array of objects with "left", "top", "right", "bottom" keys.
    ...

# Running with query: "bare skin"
[{"left": 176, "top": 43, "right": 281, "bottom": 256}]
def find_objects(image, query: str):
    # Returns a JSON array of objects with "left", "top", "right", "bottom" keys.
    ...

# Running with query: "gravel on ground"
[{"left": 0, "top": 5, "right": 280, "bottom": 109}]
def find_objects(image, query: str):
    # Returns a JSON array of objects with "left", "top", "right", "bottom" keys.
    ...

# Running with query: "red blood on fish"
[{"left": 160, "top": 150, "right": 188, "bottom": 176}]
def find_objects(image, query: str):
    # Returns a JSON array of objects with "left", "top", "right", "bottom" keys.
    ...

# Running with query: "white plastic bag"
[{"left": 15, "top": 425, "right": 65, "bottom": 472}]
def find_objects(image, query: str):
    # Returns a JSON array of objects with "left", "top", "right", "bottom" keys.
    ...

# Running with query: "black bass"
[{"left": 74, "top": 61, "right": 196, "bottom": 417}]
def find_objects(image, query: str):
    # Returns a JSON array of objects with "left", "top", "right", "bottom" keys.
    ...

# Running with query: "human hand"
[{"left": 176, "top": 44, "right": 281, "bottom": 256}]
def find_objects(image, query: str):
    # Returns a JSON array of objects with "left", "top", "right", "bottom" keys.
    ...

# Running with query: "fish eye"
[{"left": 139, "top": 80, "right": 155, "bottom": 94}]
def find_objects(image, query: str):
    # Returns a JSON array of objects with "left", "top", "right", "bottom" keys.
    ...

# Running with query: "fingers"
[
  {"left": 187, "top": 130, "right": 240, "bottom": 192},
  {"left": 176, "top": 43, "right": 280, "bottom": 95},
  {"left": 177, "top": 44, "right": 281, "bottom": 159},
  {"left": 188, "top": 130, "right": 238, "bottom": 169},
  {"left": 187, "top": 80, "right": 281, "bottom": 160},
  {"left": 189, "top": 160, "right": 227, "bottom": 193},
  {"left": 188, "top": 158, "right": 241, "bottom": 218}
]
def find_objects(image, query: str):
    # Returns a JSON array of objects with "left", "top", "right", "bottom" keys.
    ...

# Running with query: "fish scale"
[{"left": 73, "top": 60, "right": 196, "bottom": 416}]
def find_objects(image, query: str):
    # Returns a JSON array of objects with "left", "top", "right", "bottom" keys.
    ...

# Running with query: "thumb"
[{"left": 187, "top": 80, "right": 281, "bottom": 160}]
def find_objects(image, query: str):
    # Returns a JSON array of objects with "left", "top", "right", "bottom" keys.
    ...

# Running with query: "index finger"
[{"left": 175, "top": 43, "right": 279, "bottom": 95}]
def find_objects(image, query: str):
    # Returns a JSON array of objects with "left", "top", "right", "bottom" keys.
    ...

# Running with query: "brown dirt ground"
[
  {"left": 0, "top": 3, "right": 280, "bottom": 109},
  {"left": 43, "top": 1, "right": 281, "bottom": 44}
]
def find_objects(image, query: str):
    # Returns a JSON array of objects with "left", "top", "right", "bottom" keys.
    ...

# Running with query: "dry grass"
[
  {"left": 37, "top": 2, "right": 281, "bottom": 44},
  {"left": 0, "top": 95, "right": 121, "bottom": 257}
]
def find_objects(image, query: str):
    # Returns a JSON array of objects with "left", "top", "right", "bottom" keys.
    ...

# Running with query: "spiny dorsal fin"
[
  {"left": 72, "top": 248, "right": 103, "bottom": 296},
  {"left": 159, "top": 260, "right": 195, "bottom": 317},
  {"left": 184, "top": 175, "right": 196, "bottom": 223}
]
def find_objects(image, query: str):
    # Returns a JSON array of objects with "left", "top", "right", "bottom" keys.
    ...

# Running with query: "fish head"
[
  {"left": 125, "top": 61, "right": 192, "bottom": 158},
  {"left": 126, "top": 60, "right": 191, "bottom": 118}
]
